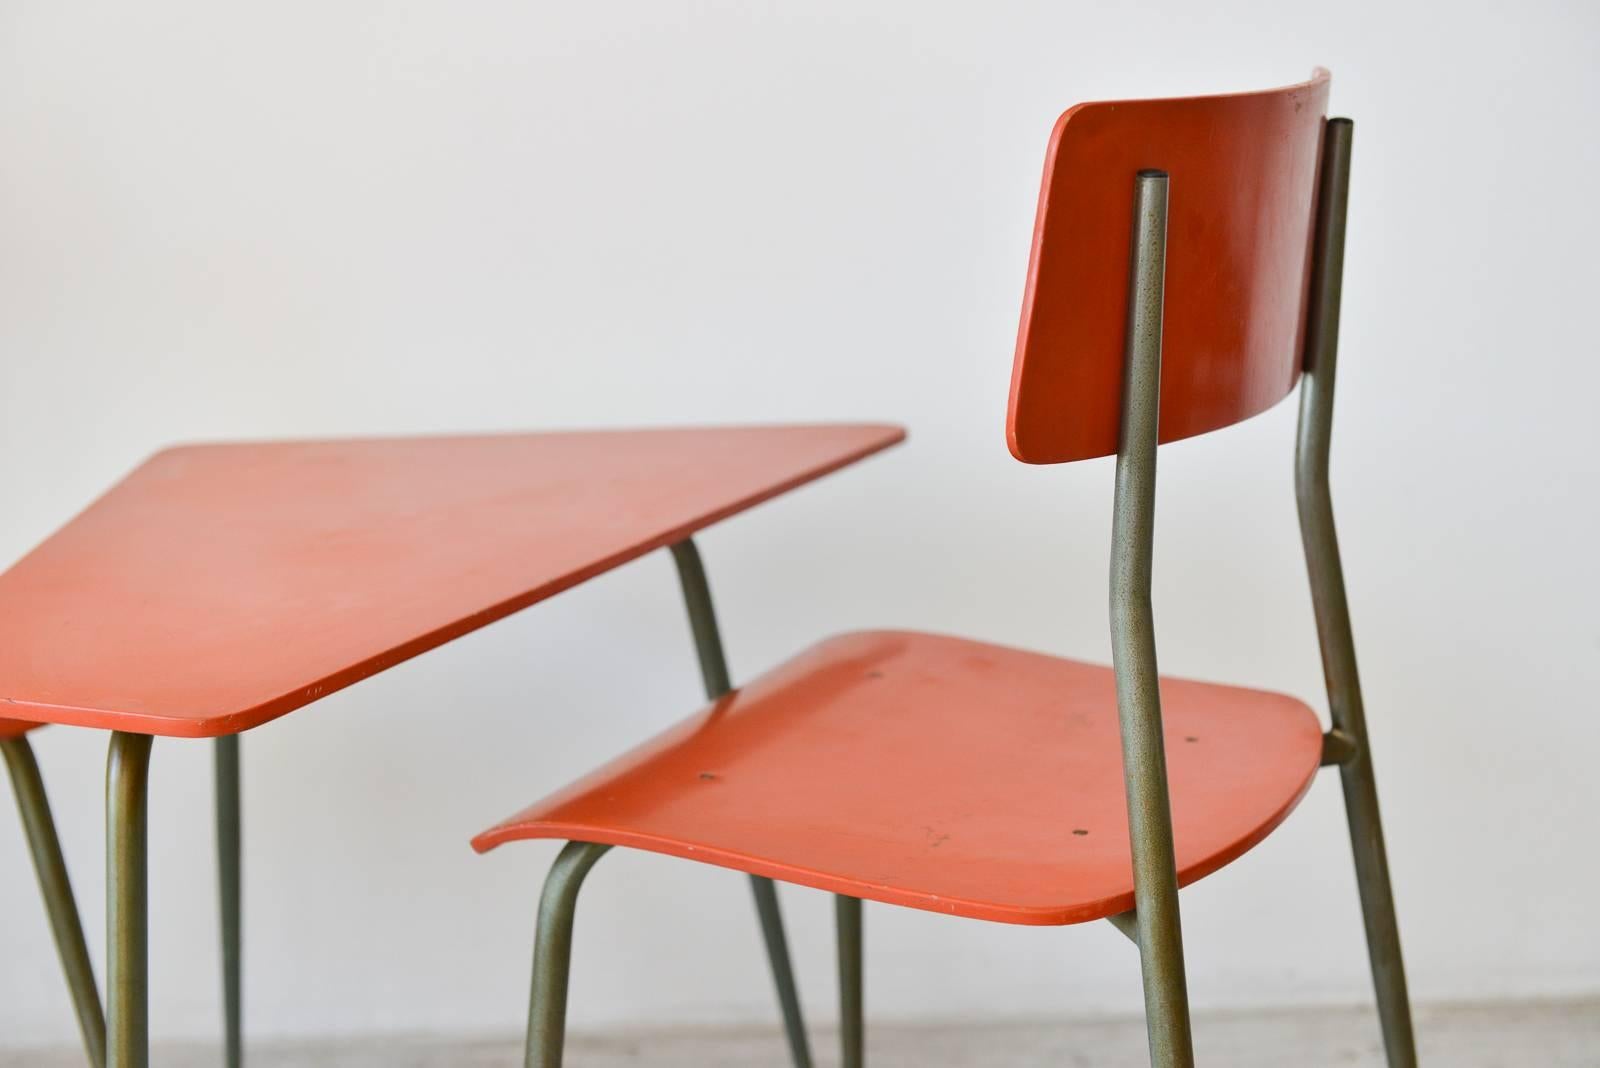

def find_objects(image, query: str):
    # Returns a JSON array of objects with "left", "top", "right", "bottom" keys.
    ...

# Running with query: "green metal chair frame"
[{"left": 509, "top": 116, "right": 1415, "bottom": 1068}]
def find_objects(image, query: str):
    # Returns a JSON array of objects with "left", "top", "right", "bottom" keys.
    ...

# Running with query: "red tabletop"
[{"left": 0, "top": 425, "right": 902, "bottom": 738}]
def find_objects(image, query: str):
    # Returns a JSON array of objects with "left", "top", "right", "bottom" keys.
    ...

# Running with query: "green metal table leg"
[
  {"left": 525, "top": 841, "right": 611, "bottom": 1068},
  {"left": 215, "top": 735, "right": 243, "bottom": 1068},
  {"left": 836, "top": 895, "right": 863, "bottom": 1068},
  {"left": 2, "top": 736, "right": 107, "bottom": 1068},
  {"left": 669, "top": 538, "right": 814, "bottom": 1068},
  {"left": 107, "top": 731, "right": 153, "bottom": 1068},
  {"left": 668, "top": 539, "right": 733, "bottom": 699},
  {"left": 748, "top": 874, "right": 813, "bottom": 1068}
]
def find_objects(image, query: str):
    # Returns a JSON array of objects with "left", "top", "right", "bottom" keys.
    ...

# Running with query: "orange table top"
[{"left": 0, "top": 425, "right": 902, "bottom": 738}]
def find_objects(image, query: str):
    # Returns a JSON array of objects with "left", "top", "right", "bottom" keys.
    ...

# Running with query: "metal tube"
[
  {"left": 747, "top": 875, "right": 814, "bottom": 1068},
  {"left": 1109, "top": 169, "right": 1194, "bottom": 1068},
  {"left": 106, "top": 731, "right": 154, "bottom": 1068},
  {"left": 1105, "top": 907, "right": 1139, "bottom": 945},
  {"left": 214, "top": 735, "right": 243, "bottom": 1068},
  {"left": 669, "top": 539, "right": 732, "bottom": 697},
  {"left": 1295, "top": 117, "right": 1417, "bottom": 1068},
  {"left": 669, "top": 537, "right": 814, "bottom": 1068},
  {"left": 2, "top": 736, "right": 107, "bottom": 1068},
  {"left": 1320, "top": 728, "right": 1359, "bottom": 767},
  {"left": 836, "top": 895, "right": 863, "bottom": 1068},
  {"left": 524, "top": 840, "right": 611, "bottom": 1068}
]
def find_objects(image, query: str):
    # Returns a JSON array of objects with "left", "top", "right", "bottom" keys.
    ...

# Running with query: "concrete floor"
[{"left": 5, "top": 998, "right": 1596, "bottom": 1066}]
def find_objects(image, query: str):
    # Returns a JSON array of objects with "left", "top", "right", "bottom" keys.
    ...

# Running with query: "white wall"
[{"left": 2, "top": 0, "right": 1596, "bottom": 1049}]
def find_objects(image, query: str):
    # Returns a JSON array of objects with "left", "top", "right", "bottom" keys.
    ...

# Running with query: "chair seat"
[
  {"left": 474, "top": 631, "right": 1325, "bottom": 926},
  {"left": 0, "top": 720, "right": 38, "bottom": 740}
]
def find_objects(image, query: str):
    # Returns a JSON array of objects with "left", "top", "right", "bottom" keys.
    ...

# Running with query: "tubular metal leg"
[
  {"left": 215, "top": 735, "right": 243, "bottom": 1068},
  {"left": 1340, "top": 756, "right": 1416, "bottom": 1066},
  {"left": 1296, "top": 119, "right": 1416, "bottom": 1068},
  {"left": 836, "top": 895, "right": 863, "bottom": 1068},
  {"left": 1109, "top": 171, "right": 1194, "bottom": 1068},
  {"left": 669, "top": 538, "right": 814, "bottom": 1068},
  {"left": 107, "top": 731, "right": 153, "bottom": 1068},
  {"left": 2, "top": 736, "right": 107, "bottom": 1068},
  {"left": 750, "top": 875, "right": 813, "bottom": 1068},
  {"left": 524, "top": 841, "right": 611, "bottom": 1068}
]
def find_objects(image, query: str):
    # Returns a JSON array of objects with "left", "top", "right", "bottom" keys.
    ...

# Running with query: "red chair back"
[{"left": 1007, "top": 70, "right": 1332, "bottom": 464}]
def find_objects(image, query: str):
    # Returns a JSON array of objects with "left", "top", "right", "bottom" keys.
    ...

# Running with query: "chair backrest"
[
  {"left": 1004, "top": 75, "right": 1360, "bottom": 1063},
  {"left": 1007, "top": 70, "right": 1331, "bottom": 464}
]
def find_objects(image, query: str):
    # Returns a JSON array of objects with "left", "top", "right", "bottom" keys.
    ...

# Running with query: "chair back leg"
[
  {"left": 1341, "top": 752, "right": 1417, "bottom": 1065},
  {"left": 1295, "top": 118, "right": 1417, "bottom": 1067},
  {"left": 525, "top": 841, "right": 611, "bottom": 1068},
  {"left": 1109, "top": 170, "right": 1195, "bottom": 1067}
]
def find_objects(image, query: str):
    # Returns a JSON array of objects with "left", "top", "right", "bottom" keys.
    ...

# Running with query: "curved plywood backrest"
[{"left": 1007, "top": 71, "right": 1331, "bottom": 464}]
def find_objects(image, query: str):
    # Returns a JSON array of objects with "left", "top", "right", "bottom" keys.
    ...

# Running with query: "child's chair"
[{"left": 473, "top": 69, "right": 1415, "bottom": 1067}]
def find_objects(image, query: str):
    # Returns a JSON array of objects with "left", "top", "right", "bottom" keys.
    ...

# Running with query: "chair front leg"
[
  {"left": 2, "top": 736, "right": 107, "bottom": 1068},
  {"left": 525, "top": 841, "right": 611, "bottom": 1068},
  {"left": 836, "top": 894, "right": 863, "bottom": 1068}
]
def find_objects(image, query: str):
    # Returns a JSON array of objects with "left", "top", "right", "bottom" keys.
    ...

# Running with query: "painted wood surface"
[
  {"left": 475, "top": 631, "right": 1323, "bottom": 926},
  {"left": 0, "top": 425, "right": 903, "bottom": 738},
  {"left": 1008, "top": 71, "right": 1331, "bottom": 463}
]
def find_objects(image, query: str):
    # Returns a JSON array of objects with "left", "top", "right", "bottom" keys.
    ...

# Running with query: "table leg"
[
  {"left": 836, "top": 895, "right": 863, "bottom": 1068},
  {"left": 749, "top": 873, "right": 812, "bottom": 1068},
  {"left": 670, "top": 538, "right": 814, "bottom": 1068},
  {"left": 2, "top": 736, "right": 107, "bottom": 1067},
  {"left": 107, "top": 731, "right": 153, "bottom": 1068},
  {"left": 215, "top": 735, "right": 243, "bottom": 1067}
]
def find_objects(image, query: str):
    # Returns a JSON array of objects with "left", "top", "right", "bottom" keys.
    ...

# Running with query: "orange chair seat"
[
  {"left": 476, "top": 631, "right": 1324, "bottom": 925},
  {"left": 0, "top": 720, "right": 38, "bottom": 740}
]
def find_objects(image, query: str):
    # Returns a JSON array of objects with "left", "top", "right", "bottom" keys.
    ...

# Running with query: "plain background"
[{"left": 2, "top": 0, "right": 1597, "bottom": 1052}]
